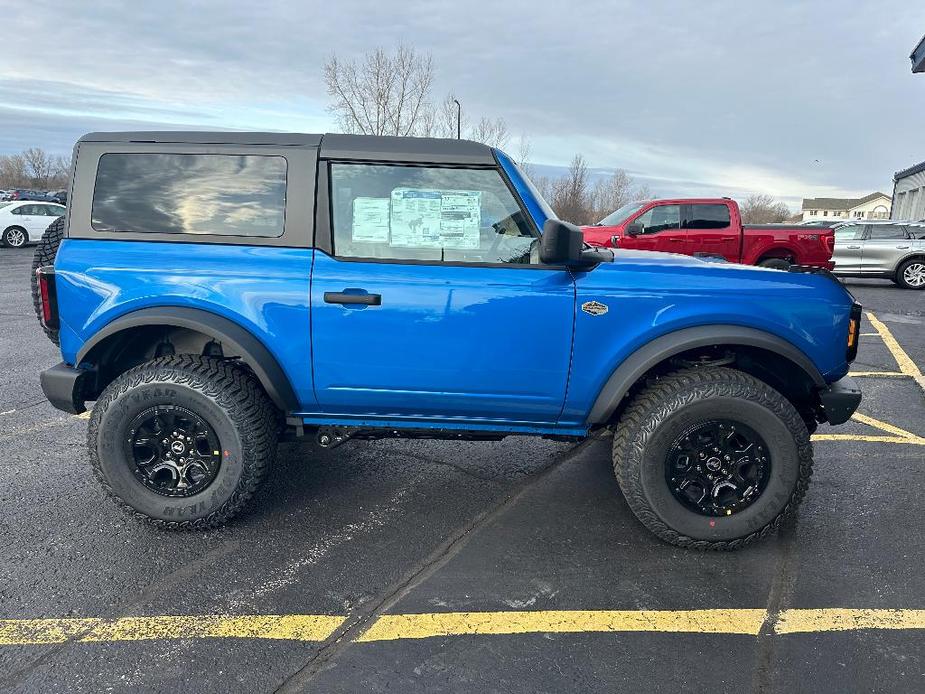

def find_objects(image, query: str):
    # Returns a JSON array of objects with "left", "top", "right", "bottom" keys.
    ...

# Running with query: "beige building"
[
  {"left": 800, "top": 192, "right": 891, "bottom": 222},
  {"left": 892, "top": 161, "right": 925, "bottom": 221}
]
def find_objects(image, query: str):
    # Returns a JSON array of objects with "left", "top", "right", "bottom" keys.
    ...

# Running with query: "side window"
[
  {"left": 91, "top": 153, "right": 287, "bottom": 237},
  {"left": 329, "top": 163, "right": 536, "bottom": 265},
  {"left": 10, "top": 205, "right": 24, "bottom": 215},
  {"left": 834, "top": 225, "right": 864, "bottom": 241},
  {"left": 42, "top": 205, "right": 62, "bottom": 216},
  {"left": 867, "top": 225, "right": 907, "bottom": 240},
  {"left": 684, "top": 204, "right": 730, "bottom": 229},
  {"left": 633, "top": 204, "right": 680, "bottom": 234}
]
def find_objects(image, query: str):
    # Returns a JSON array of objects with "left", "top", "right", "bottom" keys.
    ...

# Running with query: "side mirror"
[
  {"left": 540, "top": 219, "right": 584, "bottom": 265},
  {"left": 626, "top": 223, "right": 643, "bottom": 236}
]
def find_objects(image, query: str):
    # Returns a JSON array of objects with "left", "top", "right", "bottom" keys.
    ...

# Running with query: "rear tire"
[
  {"left": 612, "top": 367, "right": 813, "bottom": 550},
  {"left": 758, "top": 258, "right": 791, "bottom": 271},
  {"left": 88, "top": 355, "right": 279, "bottom": 529},
  {"left": 895, "top": 258, "right": 925, "bottom": 290},
  {"left": 2, "top": 226, "right": 28, "bottom": 248},
  {"left": 30, "top": 217, "right": 65, "bottom": 345}
]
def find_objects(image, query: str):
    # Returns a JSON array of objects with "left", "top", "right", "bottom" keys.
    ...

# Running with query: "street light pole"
[{"left": 453, "top": 99, "right": 461, "bottom": 139}]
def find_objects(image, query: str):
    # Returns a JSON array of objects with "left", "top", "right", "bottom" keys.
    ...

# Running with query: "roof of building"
[
  {"left": 801, "top": 192, "right": 891, "bottom": 211},
  {"left": 76, "top": 132, "right": 496, "bottom": 165},
  {"left": 912, "top": 33, "right": 925, "bottom": 73},
  {"left": 895, "top": 160, "right": 925, "bottom": 181}
]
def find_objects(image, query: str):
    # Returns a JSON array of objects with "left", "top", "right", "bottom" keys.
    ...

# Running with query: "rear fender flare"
[{"left": 76, "top": 306, "right": 298, "bottom": 412}]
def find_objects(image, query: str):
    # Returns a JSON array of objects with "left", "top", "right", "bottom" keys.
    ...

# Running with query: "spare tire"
[{"left": 31, "top": 216, "right": 65, "bottom": 346}]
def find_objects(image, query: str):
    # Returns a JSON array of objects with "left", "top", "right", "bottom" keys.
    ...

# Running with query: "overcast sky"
[{"left": 2, "top": 1, "right": 923, "bottom": 209}]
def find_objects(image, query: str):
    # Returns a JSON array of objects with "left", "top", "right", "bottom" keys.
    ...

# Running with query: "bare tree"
[
  {"left": 549, "top": 154, "right": 594, "bottom": 224},
  {"left": 23, "top": 148, "right": 56, "bottom": 188},
  {"left": 324, "top": 46, "right": 435, "bottom": 136},
  {"left": 740, "top": 194, "right": 790, "bottom": 224},
  {"left": 0, "top": 153, "right": 28, "bottom": 188},
  {"left": 469, "top": 116, "right": 510, "bottom": 149}
]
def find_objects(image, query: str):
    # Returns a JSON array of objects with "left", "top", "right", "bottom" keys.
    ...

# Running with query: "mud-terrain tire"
[
  {"left": 30, "top": 216, "right": 65, "bottom": 345},
  {"left": 758, "top": 258, "right": 791, "bottom": 271},
  {"left": 611, "top": 367, "right": 813, "bottom": 550},
  {"left": 895, "top": 258, "right": 925, "bottom": 290},
  {"left": 88, "top": 355, "right": 278, "bottom": 529}
]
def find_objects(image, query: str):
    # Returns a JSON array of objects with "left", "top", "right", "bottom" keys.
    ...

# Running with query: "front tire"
[
  {"left": 896, "top": 258, "right": 925, "bottom": 290},
  {"left": 2, "top": 226, "right": 28, "bottom": 248},
  {"left": 758, "top": 258, "right": 791, "bottom": 271},
  {"left": 88, "top": 355, "right": 278, "bottom": 529},
  {"left": 612, "top": 367, "right": 813, "bottom": 550}
]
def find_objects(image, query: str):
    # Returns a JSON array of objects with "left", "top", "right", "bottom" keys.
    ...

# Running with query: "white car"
[{"left": 0, "top": 201, "right": 66, "bottom": 248}]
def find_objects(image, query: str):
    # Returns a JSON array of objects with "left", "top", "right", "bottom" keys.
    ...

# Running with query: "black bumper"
[
  {"left": 817, "top": 375, "right": 862, "bottom": 425},
  {"left": 40, "top": 362, "right": 91, "bottom": 415}
]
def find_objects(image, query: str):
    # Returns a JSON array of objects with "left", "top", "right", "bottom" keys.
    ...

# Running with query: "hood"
[{"left": 587, "top": 248, "right": 852, "bottom": 299}]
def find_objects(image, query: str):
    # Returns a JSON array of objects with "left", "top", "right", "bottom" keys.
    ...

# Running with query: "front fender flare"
[
  {"left": 76, "top": 306, "right": 299, "bottom": 412},
  {"left": 586, "top": 325, "right": 825, "bottom": 425}
]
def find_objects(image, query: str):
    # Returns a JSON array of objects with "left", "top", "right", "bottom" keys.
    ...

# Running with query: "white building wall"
[{"left": 894, "top": 170, "right": 925, "bottom": 220}]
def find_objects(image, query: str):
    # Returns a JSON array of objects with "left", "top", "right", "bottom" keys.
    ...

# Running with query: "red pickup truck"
[{"left": 582, "top": 198, "right": 835, "bottom": 270}]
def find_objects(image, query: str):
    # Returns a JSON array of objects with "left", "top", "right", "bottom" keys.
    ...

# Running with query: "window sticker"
[
  {"left": 351, "top": 197, "right": 390, "bottom": 242},
  {"left": 389, "top": 189, "right": 481, "bottom": 249}
]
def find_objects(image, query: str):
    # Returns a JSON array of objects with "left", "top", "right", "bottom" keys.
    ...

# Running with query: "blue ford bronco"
[{"left": 34, "top": 131, "right": 862, "bottom": 549}]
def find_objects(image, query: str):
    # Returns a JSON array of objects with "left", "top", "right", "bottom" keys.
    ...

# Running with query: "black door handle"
[{"left": 324, "top": 292, "right": 382, "bottom": 306}]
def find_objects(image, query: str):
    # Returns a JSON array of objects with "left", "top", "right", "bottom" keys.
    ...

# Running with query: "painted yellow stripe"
[
  {"left": 866, "top": 312, "right": 923, "bottom": 379},
  {"left": 0, "top": 615, "right": 344, "bottom": 646},
  {"left": 848, "top": 371, "right": 907, "bottom": 377},
  {"left": 776, "top": 609, "right": 925, "bottom": 634},
  {"left": 851, "top": 412, "right": 922, "bottom": 440},
  {"left": 357, "top": 609, "right": 768, "bottom": 642},
  {"left": 811, "top": 434, "right": 925, "bottom": 445}
]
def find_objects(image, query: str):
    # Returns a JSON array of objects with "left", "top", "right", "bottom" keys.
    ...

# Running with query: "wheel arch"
[
  {"left": 587, "top": 325, "right": 826, "bottom": 426},
  {"left": 894, "top": 253, "right": 925, "bottom": 274},
  {"left": 755, "top": 244, "right": 797, "bottom": 263},
  {"left": 76, "top": 306, "right": 298, "bottom": 412}
]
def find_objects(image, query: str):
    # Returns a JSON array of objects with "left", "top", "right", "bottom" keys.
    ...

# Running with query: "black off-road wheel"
[
  {"left": 88, "top": 355, "right": 278, "bottom": 529},
  {"left": 612, "top": 367, "right": 813, "bottom": 550},
  {"left": 758, "top": 258, "right": 791, "bottom": 271},
  {"left": 30, "top": 216, "right": 65, "bottom": 346}
]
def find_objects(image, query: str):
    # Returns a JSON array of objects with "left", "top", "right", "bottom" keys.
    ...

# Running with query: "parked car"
[
  {"left": 0, "top": 201, "right": 66, "bottom": 247},
  {"left": 831, "top": 220, "right": 925, "bottom": 289},
  {"left": 34, "top": 131, "right": 861, "bottom": 550},
  {"left": 798, "top": 219, "right": 843, "bottom": 227},
  {"left": 582, "top": 198, "right": 835, "bottom": 270},
  {"left": 48, "top": 190, "right": 67, "bottom": 205}
]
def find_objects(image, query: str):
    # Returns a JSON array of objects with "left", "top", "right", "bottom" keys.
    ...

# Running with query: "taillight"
[
  {"left": 846, "top": 302, "right": 862, "bottom": 362},
  {"left": 824, "top": 233, "right": 835, "bottom": 254},
  {"left": 36, "top": 266, "right": 59, "bottom": 330}
]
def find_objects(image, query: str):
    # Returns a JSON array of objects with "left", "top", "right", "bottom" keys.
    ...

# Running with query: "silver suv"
[{"left": 831, "top": 221, "right": 925, "bottom": 289}]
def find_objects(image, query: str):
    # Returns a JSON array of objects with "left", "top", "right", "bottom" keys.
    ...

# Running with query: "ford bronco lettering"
[{"left": 35, "top": 132, "right": 862, "bottom": 549}]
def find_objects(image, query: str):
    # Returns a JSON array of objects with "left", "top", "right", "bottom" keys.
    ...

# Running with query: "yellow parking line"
[
  {"left": 0, "top": 615, "right": 345, "bottom": 646},
  {"left": 848, "top": 371, "right": 907, "bottom": 377},
  {"left": 866, "top": 312, "right": 923, "bottom": 385},
  {"left": 811, "top": 412, "right": 925, "bottom": 446},
  {"left": 851, "top": 412, "right": 921, "bottom": 439},
  {"left": 776, "top": 609, "right": 925, "bottom": 634},
  {"left": 356, "top": 609, "right": 768, "bottom": 642}
]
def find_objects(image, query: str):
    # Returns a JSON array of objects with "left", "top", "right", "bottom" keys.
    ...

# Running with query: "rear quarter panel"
[
  {"left": 54, "top": 239, "right": 316, "bottom": 408},
  {"left": 742, "top": 225, "right": 833, "bottom": 266}
]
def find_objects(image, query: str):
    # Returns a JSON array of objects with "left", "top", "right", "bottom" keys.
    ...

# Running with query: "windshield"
[{"left": 597, "top": 201, "right": 645, "bottom": 226}]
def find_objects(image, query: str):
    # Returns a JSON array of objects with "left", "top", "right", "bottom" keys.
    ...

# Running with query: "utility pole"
[{"left": 453, "top": 98, "right": 461, "bottom": 139}]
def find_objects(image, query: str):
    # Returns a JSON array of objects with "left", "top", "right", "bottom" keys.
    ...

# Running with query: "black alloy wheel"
[{"left": 665, "top": 419, "right": 771, "bottom": 517}]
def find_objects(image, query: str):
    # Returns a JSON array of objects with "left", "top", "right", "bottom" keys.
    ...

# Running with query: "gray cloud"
[{"left": 1, "top": 0, "right": 922, "bottom": 207}]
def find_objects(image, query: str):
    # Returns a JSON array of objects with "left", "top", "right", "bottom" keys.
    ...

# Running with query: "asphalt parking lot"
[{"left": 1, "top": 246, "right": 923, "bottom": 693}]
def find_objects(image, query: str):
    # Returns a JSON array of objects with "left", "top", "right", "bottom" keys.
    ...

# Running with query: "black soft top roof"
[{"left": 77, "top": 131, "right": 496, "bottom": 165}]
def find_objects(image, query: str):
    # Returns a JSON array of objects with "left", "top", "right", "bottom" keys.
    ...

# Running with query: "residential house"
[{"left": 800, "top": 192, "right": 891, "bottom": 222}]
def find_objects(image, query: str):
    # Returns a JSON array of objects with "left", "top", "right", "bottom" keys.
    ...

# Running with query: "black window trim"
[
  {"left": 315, "top": 158, "right": 562, "bottom": 271},
  {"left": 682, "top": 202, "right": 731, "bottom": 230}
]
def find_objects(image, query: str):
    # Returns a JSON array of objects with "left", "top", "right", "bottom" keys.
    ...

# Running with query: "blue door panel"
[{"left": 309, "top": 252, "right": 575, "bottom": 423}]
